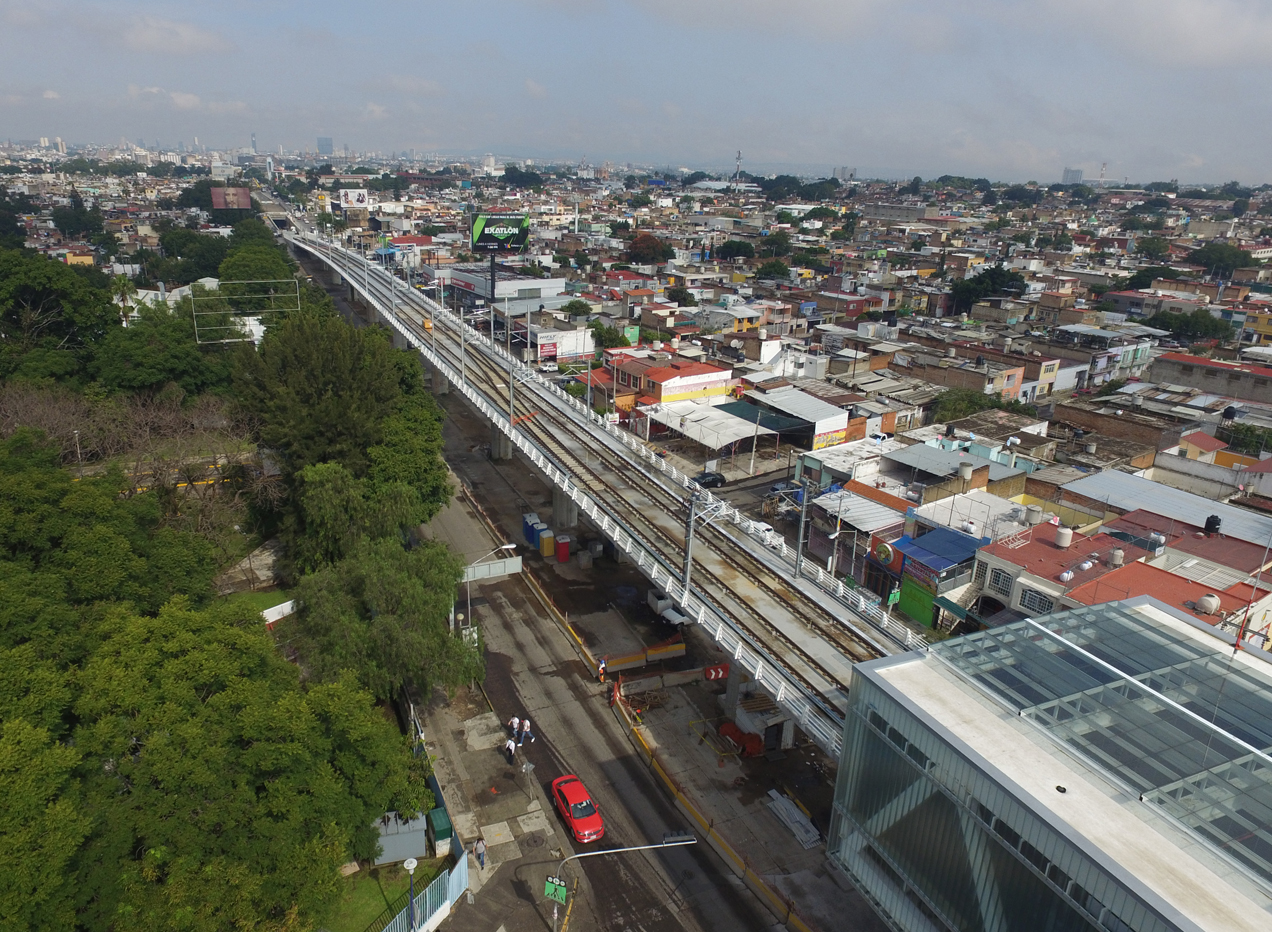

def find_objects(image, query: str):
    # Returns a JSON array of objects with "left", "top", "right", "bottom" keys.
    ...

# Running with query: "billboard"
[
  {"left": 339, "top": 189, "right": 369, "bottom": 209},
  {"left": 471, "top": 213, "right": 530, "bottom": 253},
  {"left": 210, "top": 186, "right": 251, "bottom": 210}
]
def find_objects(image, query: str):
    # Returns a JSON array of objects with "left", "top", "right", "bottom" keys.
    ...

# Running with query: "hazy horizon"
[{"left": 3, "top": 0, "right": 1270, "bottom": 186}]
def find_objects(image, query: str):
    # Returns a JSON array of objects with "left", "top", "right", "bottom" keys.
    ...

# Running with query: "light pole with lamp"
[
  {"left": 404, "top": 857, "right": 418, "bottom": 932},
  {"left": 467, "top": 544, "right": 516, "bottom": 627}
]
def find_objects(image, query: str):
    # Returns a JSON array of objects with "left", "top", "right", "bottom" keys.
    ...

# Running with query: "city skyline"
[{"left": 2, "top": 0, "right": 1270, "bottom": 183}]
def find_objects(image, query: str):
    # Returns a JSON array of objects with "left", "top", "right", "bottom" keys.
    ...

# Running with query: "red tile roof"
[
  {"left": 1181, "top": 431, "right": 1228, "bottom": 453},
  {"left": 982, "top": 528, "right": 1148, "bottom": 584},
  {"left": 1159, "top": 352, "right": 1272, "bottom": 379},
  {"left": 1065, "top": 561, "right": 1247, "bottom": 621}
]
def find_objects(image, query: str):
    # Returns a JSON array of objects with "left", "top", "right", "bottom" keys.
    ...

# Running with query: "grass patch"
[
  {"left": 321, "top": 861, "right": 446, "bottom": 932},
  {"left": 216, "top": 588, "right": 293, "bottom": 616}
]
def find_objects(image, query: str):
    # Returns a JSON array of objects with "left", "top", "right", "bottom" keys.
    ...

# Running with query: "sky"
[{"left": 1, "top": 0, "right": 1270, "bottom": 184}]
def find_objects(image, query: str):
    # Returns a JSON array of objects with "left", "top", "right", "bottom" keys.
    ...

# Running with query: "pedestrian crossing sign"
[{"left": 544, "top": 876, "right": 568, "bottom": 904}]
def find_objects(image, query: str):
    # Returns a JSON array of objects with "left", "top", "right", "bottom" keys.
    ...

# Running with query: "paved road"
[{"left": 468, "top": 571, "right": 777, "bottom": 932}]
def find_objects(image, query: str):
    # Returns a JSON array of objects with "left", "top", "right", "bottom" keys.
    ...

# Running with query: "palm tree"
[{"left": 111, "top": 274, "right": 138, "bottom": 325}]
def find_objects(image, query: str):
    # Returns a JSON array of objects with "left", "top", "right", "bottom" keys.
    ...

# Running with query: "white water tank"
[
  {"left": 962, "top": 520, "right": 978, "bottom": 536},
  {"left": 1026, "top": 504, "right": 1044, "bottom": 526},
  {"left": 1109, "top": 548, "right": 1125, "bottom": 567},
  {"left": 1059, "top": 570, "right": 1075, "bottom": 583},
  {"left": 758, "top": 328, "right": 768, "bottom": 340},
  {"left": 1078, "top": 560, "right": 1094, "bottom": 571},
  {"left": 1055, "top": 526, "right": 1074, "bottom": 549},
  {"left": 1197, "top": 593, "right": 1222, "bottom": 615},
  {"left": 652, "top": 340, "right": 663, "bottom": 350},
  {"left": 958, "top": 462, "right": 974, "bottom": 482}
]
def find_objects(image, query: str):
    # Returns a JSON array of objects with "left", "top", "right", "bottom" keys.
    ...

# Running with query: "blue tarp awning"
[{"left": 893, "top": 527, "right": 981, "bottom": 572}]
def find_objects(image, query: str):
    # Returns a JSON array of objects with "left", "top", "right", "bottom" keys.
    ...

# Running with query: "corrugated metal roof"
[
  {"left": 812, "top": 491, "right": 906, "bottom": 533},
  {"left": 1063, "top": 471, "right": 1272, "bottom": 547},
  {"left": 884, "top": 444, "right": 1023, "bottom": 482},
  {"left": 745, "top": 388, "right": 848, "bottom": 427}
]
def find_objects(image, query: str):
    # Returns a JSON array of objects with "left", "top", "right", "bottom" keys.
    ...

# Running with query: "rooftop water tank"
[
  {"left": 1026, "top": 504, "right": 1044, "bottom": 526},
  {"left": 1197, "top": 593, "right": 1222, "bottom": 615},
  {"left": 958, "top": 462, "right": 974, "bottom": 481},
  {"left": 1055, "top": 527, "right": 1074, "bottom": 549}
]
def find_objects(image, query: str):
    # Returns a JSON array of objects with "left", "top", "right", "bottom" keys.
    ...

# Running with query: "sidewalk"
[{"left": 423, "top": 685, "right": 602, "bottom": 932}]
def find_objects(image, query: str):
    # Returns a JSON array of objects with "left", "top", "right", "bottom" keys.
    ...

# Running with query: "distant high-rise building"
[
  {"left": 250, "top": 132, "right": 257, "bottom": 154},
  {"left": 832, "top": 166, "right": 855, "bottom": 182},
  {"left": 56, "top": 137, "right": 65, "bottom": 154},
  {"left": 317, "top": 136, "right": 334, "bottom": 156},
  {"left": 39, "top": 137, "right": 49, "bottom": 148},
  {"left": 1062, "top": 167, "right": 1084, "bottom": 185}
]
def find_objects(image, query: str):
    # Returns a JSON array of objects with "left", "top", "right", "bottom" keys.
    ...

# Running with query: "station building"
[{"left": 828, "top": 597, "right": 1272, "bottom": 932}]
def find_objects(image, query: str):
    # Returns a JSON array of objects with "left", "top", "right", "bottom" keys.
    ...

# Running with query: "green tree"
[
  {"left": 217, "top": 246, "right": 295, "bottom": 312},
  {"left": 1189, "top": 242, "right": 1255, "bottom": 278},
  {"left": 588, "top": 321, "right": 631, "bottom": 349},
  {"left": 0, "top": 719, "right": 90, "bottom": 931},
  {"left": 71, "top": 600, "right": 423, "bottom": 931},
  {"left": 665, "top": 285, "right": 697, "bottom": 306},
  {"left": 560, "top": 299, "right": 592, "bottom": 317},
  {"left": 233, "top": 309, "right": 405, "bottom": 478},
  {"left": 949, "top": 265, "right": 1025, "bottom": 313},
  {"left": 802, "top": 206, "right": 838, "bottom": 222},
  {"left": 904, "top": 176, "right": 923, "bottom": 196},
  {"left": 932, "top": 388, "right": 1034, "bottom": 421},
  {"left": 90, "top": 298, "right": 233, "bottom": 396},
  {"left": 1136, "top": 236, "right": 1170, "bottom": 262},
  {"left": 1123, "top": 266, "right": 1181, "bottom": 290},
  {"left": 715, "top": 240, "right": 755, "bottom": 260},
  {"left": 1144, "top": 307, "right": 1233, "bottom": 342},
  {"left": 627, "top": 232, "right": 673, "bottom": 264},
  {"left": 756, "top": 259, "right": 790, "bottom": 280},
  {"left": 759, "top": 231, "right": 791, "bottom": 257},
  {"left": 0, "top": 249, "right": 118, "bottom": 381},
  {"left": 110, "top": 274, "right": 137, "bottom": 319},
  {"left": 288, "top": 538, "right": 472, "bottom": 700}
]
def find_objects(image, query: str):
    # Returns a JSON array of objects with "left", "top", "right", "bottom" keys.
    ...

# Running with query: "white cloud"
[
  {"left": 1033, "top": 0, "right": 1272, "bottom": 61},
  {"left": 383, "top": 75, "right": 445, "bottom": 97},
  {"left": 365, "top": 102, "right": 388, "bottom": 119},
  {"left": 122, "top": 15, "right": 232, "bottom": 54},
  {"left": 42, "top": 88, "right": 59, "bottom": 99},
  {"left": 169, "top": 91, "right": 201, "bottom": 109},
  {"left": 525, "top": 78, "right": 547, "bottom": 99}
]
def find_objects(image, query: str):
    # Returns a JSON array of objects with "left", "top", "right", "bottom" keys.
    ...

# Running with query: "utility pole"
[
  {"left": 794, "top": 479, "right": 811, "bottom": 580},
  {"left": 682, "top": 492, "right": 700, "bottom": 595}
]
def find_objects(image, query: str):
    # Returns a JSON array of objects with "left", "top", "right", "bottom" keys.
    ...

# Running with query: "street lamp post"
[{"left": 404, "top": 857, "right": 418, "bottom": 932}]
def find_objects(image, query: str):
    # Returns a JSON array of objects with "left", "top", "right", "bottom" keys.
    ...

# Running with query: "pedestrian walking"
[
  {"left": 519, "top": 718, "right": 535, "bottom": 746},
  {"left": 473, "top": 837, "right": 487, "bottom": 870},
  {"left": 504, "top": 737, "right": 517, "bottom": 763},
  {"left": 597, "top": 657, "right": 607, "bottom": 683},
  {"left": 507, "top": 715, "right": 520, "bottom": 736}
]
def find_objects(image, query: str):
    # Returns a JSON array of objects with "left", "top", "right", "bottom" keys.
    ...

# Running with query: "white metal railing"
[{"left": 292, "top": 235, "right": 847, "bottom": 755}]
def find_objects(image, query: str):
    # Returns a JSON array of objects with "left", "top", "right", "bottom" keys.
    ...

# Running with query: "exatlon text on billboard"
[{"left": 471, "top": 213, "right": 530, "bottom": 253}]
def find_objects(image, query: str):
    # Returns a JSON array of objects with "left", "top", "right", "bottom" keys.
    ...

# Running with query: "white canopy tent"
[{"left": 643, "top": 400, "right": 777, "bottom": 451}]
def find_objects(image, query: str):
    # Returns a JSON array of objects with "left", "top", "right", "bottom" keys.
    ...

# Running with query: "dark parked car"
[{"left": 693, "top": 471, "right": 726, "bottom": 489}]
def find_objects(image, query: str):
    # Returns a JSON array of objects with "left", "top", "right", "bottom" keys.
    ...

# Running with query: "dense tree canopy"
[
  {"left": 1144, "top": 308, "right": 1233, "bottom": 342},
  {"left": 233, "top": 309, "right": 404, "bottom": 477},
  {"left": 627, "top": 232, "right": 674, "bottom": 264},
  {"left": 288, "top": 539, "right": 471, "bottom": 700},
  {"left": 756, "top": 259, "right": 790, "bottom": 280},
  {"left": 1189, "top": 242, "right": 1255, "bottom": 278},
  {"left": 715, "top": 240, "right": 755, "bottom": 260},
  {"left": 950, "top": 265, "right": 1026, "bottom": 313}
]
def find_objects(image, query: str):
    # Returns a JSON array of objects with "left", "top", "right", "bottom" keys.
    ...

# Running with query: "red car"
[{"left": 552, "top": 775, "right": 604, "bottom": 843}]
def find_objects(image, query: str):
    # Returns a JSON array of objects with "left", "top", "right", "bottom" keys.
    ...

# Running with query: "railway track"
[{"left": 290, "top": 235, "right": 924, "bottom": 754}]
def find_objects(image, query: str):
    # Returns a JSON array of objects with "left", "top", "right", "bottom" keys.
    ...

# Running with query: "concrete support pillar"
[
  {"left": 431, "top": 366, "right": 449, "bottom": 396},
  {"left": 331, "top": 269, "right": 342, "bottom": 285},
  {"left": 721, "top": 661, "right": 748, "bottom": 719},
  {"left": 491, "top": 427, "right": 513, "bottom": 461},
  {"left": 552, "top": 487, "right": 579, "bottom": 529}
]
